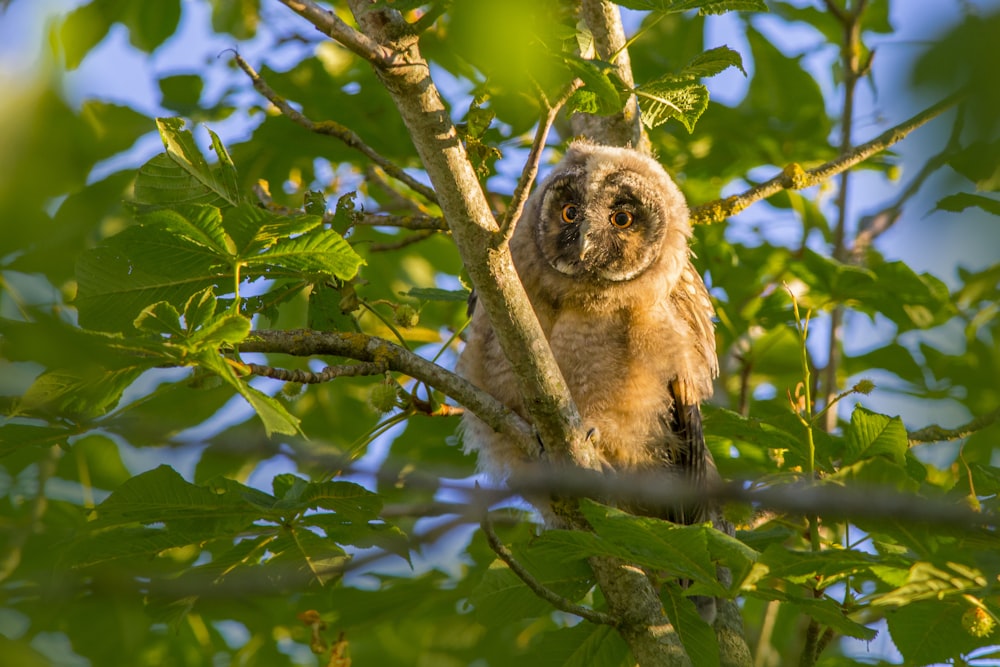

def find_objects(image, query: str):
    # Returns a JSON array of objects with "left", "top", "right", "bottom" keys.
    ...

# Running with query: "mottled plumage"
[{"left": 459, "top": 141, "right": 719, "bottom": 526}]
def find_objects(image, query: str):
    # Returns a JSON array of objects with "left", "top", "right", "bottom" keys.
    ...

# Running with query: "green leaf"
[
  {"left": 470, "top": 542, "right": 593, "bottom": 624},
  {"left": 267, "top": 529, "right": 349, "bottom": 586},
  {"left": 0, "top": 423, "right": 75, "bottom": 457},
  {"left": 221, "top": 203, "right": 323, "bottom": 258},
  {"left": 948, "top": 138, "right": 1000, "bottom": 191},
  {"left": 133, "top": 153, "right": 231, "bottom": 209},
  {"left": 144, "top": 205, "right": 234, "bottom": 256},
  {"left": 59, "top": 0, "right": 114, "bottom": 70},
  {"left": 661, "top": 582, "right": 719, "bottom": 667},
  {"left": 196, "top": 351, "right": 302, "bottom": 437},
  {"left": 678, "top": 45, "right": 747, "bottom": 78},
  {"left": 886, "top": 599, "right": 987, "bottom": 665},
  {"left": 533, "top": 623, "right": 631, "bottom": 667},
  {"left": 246, "top": 228, "right": 365, "bottom": 280},
  {"left": 57, "top": 434, "right": 133, "bottom": 490},
  {"left": 564, "top": 56, "right": 629, "bottom": 116},
  {"left": 871, "top": 561, "right": 988, "bottom": 608},
  {"left": 120, "top": 0, "right": 182, "bottom": 53},
  {"left": 750, "top": 543, "right": 904, "bottom": 588},
  {"left": 610, "top": 0, "right": 766, "bottom": 15},
  {"left": 298, "top": 480, "right": 383, "bottom": 521},
  {"left": 533, "top": 501, "right": 726, "bottom": 595},
  {"left": 75, "top": 223, "right": 230, "bottom": 333},
  {"left": 86, "top": 465, "right": 268, "bottom": 532},
  {"left": 936, "top": 192, "right": 1000, "bottom": 216},
  {"left": 636, "top": 79, "right": 709, "bottom": 132},
  {"left": 744, "top": 588, "right": 877, "bottom": 640},
  {"left": 183, "top": 287, "right": 218, "bottom": 331},
  {"left": 17, "top": 366, "right": 149, "bottom": 422},
  {"left": 134, "top": 301, "right": 184, "bottom": 336},
  {"left": 158, "top": 74, "right": 204, "bottom": 113},
  {"left": 153, "top": 117, "right": 241, "bottom": 207},
  {"left": 844, "top": 405, "right": 908, "bottom": 465},
  {"left": 184, "top": 313, "right": 251, "bottom": 348}
]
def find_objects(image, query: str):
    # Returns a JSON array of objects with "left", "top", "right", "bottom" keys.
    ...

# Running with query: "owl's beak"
[{"left": 578, "top": 221, "right": 594, "bottom": 261}]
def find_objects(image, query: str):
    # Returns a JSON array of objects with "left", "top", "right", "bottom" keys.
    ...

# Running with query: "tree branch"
[
  {"left": 274, "top": 0, "right": 400, "bottom": 66},
  {"left": 244, "top": 361, "right": 385, "bottom": 383},
  {"left": 232, "top": 51, "right": 439, "bottom": 204},
  {"left": 689, "top": 93, "right": 962, "bottom": 225},
  {"left": 908, "top": 405, "right": 1000, "bottom": 444},
  {"left": 572, "top": 0, "right": 648, "bottom": 150},
  {"left": 349, "top": 212, "right": 448, "bottom": 231},
  {"left": 499, "top": 79, "right": 584, "bottom": 242},
  {"left": 240, "top": 328, "right": 536, "bottom": 452},
  {"left": 481, "top": 515, "right": 619, "bottom": 627}
]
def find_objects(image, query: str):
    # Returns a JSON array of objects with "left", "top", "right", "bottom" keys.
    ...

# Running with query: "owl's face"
[{"left": 528, "top": 143, "right": 689, "bottom": 284}]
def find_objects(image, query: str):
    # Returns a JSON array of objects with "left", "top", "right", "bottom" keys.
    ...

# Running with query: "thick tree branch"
[
  {"left": 689, "top": 94, "right": 962, "bottom": 225},
  {"left": 244, "top": 361, "right": 385, "bottom": 383},
  {"left": 572, "top": 0, "right": 647, "bottom": 150},
  {"left": 908, "top": 405, "right": 1000, "bottom": 444},
  {"left": 232, "top": 52, "right": 438, "bottom": 203},
  {"left": 240, "top": 329, "right": 535, "bottom": 451},
  {"left": 481, "top": 516, "right": 619, "bottom": 627}
]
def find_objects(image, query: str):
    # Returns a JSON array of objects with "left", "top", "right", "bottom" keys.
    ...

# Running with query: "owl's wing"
[
  {"left": 665, "top": 379, "right": 717, "bottom": 525},
  {"left": 663, "top": 260, "right": 719, "bottom": 525}
]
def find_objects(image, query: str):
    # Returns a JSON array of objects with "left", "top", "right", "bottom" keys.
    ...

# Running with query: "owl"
[{"left": 458, "top": 140, "right": 720, "bottom": 528}]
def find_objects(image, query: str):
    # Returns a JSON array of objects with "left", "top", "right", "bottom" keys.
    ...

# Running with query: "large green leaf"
[
  {"left": 886, "top": 599, "right": 988, "bottom": 665},
  {"left": 75, "top": 222, "right": 230, "bottom": 333},
  {"left": 246, "top": 228, "right": 365, "bottom": 280},
  {"left": 844, "top": 405, "right": 908, "bottom": 466},
  {"left": 532, "top": 623, "right": 632, "bottom": 667},
  {"left": 661, "top": 582, "right": 719, "bottom": 667}
]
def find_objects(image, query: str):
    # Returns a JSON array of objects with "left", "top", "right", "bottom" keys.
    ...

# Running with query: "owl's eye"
[
  {"left": 610, "top": 210, "right": 633, "bottom": 228},
  {"left": 561, "top": 204, "right": 579, "bottom": 224}
]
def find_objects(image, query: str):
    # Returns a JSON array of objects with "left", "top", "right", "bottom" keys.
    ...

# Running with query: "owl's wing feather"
[
  {"left": 665, "top": 379, "right": 716, "bottom": 525},
  {"left": 662, "top": 259, "right": 719, "bottom": 525}
]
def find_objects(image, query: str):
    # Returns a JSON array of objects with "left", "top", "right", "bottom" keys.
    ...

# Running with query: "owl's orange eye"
[
  {"left": 561, "top": 204, "right": 579, "bottom": 224},
  {"left": 610, "top": 210, "right": 633, "bottom": 228}
]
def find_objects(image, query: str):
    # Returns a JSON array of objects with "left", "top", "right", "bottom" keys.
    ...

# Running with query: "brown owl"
[{"left": 458, "top": 140, "right": 720, "bottom": 527}]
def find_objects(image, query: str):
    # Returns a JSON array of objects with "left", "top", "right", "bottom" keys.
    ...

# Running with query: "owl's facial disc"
[{"left": 536, "top": 174, "right": 662, "bottom": 283}]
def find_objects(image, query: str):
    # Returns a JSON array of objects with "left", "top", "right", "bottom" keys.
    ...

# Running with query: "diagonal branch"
[
  {"left": 232, "top": 52, "right": 438, "bottom": 204},
  {"left": 481, "top": 515, "right": 619, "bottom": 627},
  {"left": 240, "top": 328, "right": 536, "bottom": 452},
  {"left": 908, "top": 405, "right": 1000, "bottom": 444},
  {"left": 274, "top": 0, "right": 399, "bottom": 66},
  {"left": 499, "top": 79, "right": 584, "bottom": 242},
  {"left": 689, "top": 93, "right": 962, "bottom": 225}
]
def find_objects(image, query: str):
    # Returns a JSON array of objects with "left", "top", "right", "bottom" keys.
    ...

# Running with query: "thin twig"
[
  {"left": 908, "top": 405, "right": 1000, "bottom": 444},
  {"left": 821, "top": 0, "right": 867, "bottom": 435},
  {"left": 350, "top": 212, "right": 448, "bottom": 231},
  {"left": 245, "top": 361, "right": 385, "bottom": 383},
  {"left": 499, "top": 79, "right": 584, "bottom": 242},
  {"left": 481, "top": 515, "right": 619, "bottom": 627},
  {"left": 689, "top": 93, "right": 962, "bottom": 225},
  {"left": 232, "top": 52, "right": 438, "bottom": 204},
  {"left": 849, "top": 110, "right": 965, "bottom": 262},
  {"left": 369, "top": 229, "right": 438, "bottom": 252}
]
